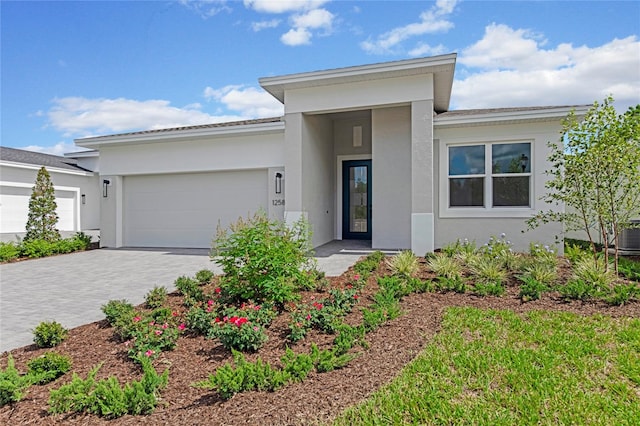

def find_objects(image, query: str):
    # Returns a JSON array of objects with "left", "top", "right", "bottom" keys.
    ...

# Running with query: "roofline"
[
  {"left": 64, "top": 150, "right": 98, "bottom": 158},
  {"left": 0, "top": 160, "right": 96, "bottom": 176},
  {"left": 259, "top": 54, "right": 457, "bottom": 112},
  {"left": 75, "top": 120, "right": 285, "bottom": 148},
  {"left": 434, "top": 105, "right": 591, "bottom": 128}
]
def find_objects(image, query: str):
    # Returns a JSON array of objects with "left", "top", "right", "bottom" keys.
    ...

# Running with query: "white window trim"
[{"left": 439, "top": 139, "right": 535, "bottom": 218}]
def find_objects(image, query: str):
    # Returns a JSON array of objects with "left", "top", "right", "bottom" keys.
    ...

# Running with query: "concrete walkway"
[{"left": 0, "top": 242, "right": 368, "bottom": 352}]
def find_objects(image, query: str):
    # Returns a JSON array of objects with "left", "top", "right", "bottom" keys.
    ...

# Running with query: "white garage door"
[
  {"left": 0, "top": 185, "right": 77, "bottom": 234},
  {"left": 123, "top": 170, "right": 268, "bottom": 248}
]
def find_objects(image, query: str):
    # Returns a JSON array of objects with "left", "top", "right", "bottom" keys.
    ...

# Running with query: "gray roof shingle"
[{"left": 0, "top": 146, "right": 91, "bottom": 172}]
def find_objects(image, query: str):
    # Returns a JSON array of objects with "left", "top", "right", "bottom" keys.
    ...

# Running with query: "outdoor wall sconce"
[
  {"left": 353, "top": 125, "right": 362, "bottom": 147},
  {"left": 275, "top": 172, "right": 283, "bottom": 194},
  {"left": 81, "top": 194, "right": 86, "bottom": 205},
  {"left": 520, "top": 154, "right": 529, "bottom": 172},
  {"left": 102, "top": 179, "right": 110, "bottom": 198}
]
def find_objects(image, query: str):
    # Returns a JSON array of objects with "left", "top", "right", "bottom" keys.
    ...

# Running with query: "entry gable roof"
[{"left": 259, "top": 53, "right": 457, "bottom": 113}]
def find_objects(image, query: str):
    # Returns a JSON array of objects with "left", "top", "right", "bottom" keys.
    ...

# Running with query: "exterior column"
[
  {"left": 283, "top": 113, "right": 307, "bottom": 227},
  {"left": 99, "top": 175, "right": 123, "bottom": 248},
  {"left": 411, "top": 100, "right": 435, "bottom": 254}
]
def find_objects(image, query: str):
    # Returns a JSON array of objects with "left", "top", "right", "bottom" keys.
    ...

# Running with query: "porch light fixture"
[
  {"left": 81, "top": 194, "right": 86, "bottom": 205},
  {"left": 353, "top": 125, "right": 362, "bottom": 147},
  {"left": 275, "top": 172, "right": 283, "bottom": 194},
  {"left": 520, "top": 154, "right": 529, "bottom": 172},
  {"left": 102, "top": 179, "right": 110, "bottom": 198}
]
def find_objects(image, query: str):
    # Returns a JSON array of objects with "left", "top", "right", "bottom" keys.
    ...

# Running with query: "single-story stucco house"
[
  {"left": 6, "top": 53, "right": 592, "bottom": 253},
  {"left": 0, "top": 147, "right": 100, "bottom": 242}
]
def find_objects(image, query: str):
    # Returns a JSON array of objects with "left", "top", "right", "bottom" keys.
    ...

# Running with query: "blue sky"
[{"left": 2, "top": 0, "right": 639, "bottom": 155}]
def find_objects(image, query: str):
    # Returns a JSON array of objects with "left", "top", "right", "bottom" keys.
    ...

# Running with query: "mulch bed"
[{"left": 2, "top": 257, "right": 639, "bottom": 425}]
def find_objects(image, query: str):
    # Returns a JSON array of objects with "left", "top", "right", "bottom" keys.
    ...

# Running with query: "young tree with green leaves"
[
  {"left": 527, "top": 96, "right": 640, "bottom": 274},
  {"left": 24, "top": 167, "right": 61, "bottom": 242}
]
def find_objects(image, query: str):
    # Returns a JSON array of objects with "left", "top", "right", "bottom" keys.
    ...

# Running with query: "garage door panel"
[
  {"left": 1, "top": 186, "right": 77, "bottom": 234},
  {"left": 124, "top": 170, "right": 267, "bottom": 248}
]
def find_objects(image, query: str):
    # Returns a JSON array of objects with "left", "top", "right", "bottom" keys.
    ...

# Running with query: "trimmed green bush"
[
  {"left": 26, "top": 352, "right": 72, "bottom": 385},
  {"left": 33, "top": 321, "right": 68, "bottom": 348}
]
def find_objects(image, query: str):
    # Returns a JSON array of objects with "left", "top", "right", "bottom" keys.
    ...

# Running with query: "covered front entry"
[{"left": 342, "top": 160, "right": 371, "bottom": 240}]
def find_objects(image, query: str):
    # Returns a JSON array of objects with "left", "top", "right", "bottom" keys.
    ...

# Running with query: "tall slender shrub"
[{"left": 25, "top": 167, "right": 60, "bottom": 242}]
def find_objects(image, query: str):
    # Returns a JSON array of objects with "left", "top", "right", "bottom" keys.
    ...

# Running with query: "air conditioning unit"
[{"left": 617, "top": 220, "right": 640, "bottom": 252}]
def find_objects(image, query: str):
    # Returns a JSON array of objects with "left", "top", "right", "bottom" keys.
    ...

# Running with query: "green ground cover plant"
[
  {"left": 48, "top": 357, "right": 168, "bottom": 418},
  {"left": 333, "top": 307, "right": 640, "bottom": 425},
  {"left": 0, "top": 232, "right": 93, "bottom": 262}
]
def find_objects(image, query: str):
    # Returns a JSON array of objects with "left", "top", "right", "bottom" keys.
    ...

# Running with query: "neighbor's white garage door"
[
  {"left": 0, "top": 185, "right": 77, "bottom": 234},
  {"left": 123, "top": 170, "right": 268, "bottom": 248}
]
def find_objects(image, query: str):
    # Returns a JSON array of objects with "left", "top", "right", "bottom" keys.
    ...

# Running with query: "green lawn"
[{"left": 333, "top": 307, "right": 640, "bottom": 425}]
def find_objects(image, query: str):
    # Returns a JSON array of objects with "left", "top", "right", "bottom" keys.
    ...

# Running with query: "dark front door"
[{"left": 342, "top": 160, "right": 372, "bottom": 240}]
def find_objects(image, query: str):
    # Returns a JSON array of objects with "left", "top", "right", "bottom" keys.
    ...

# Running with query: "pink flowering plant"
[
  {"left": 124, "top": 311, "right": 185, "bottom": 362},
  {"left": 217, "top": 301, "right": 277, "bottom": 327},
  {"left": 209, "top": 315, "right": 268, "bottom": 352},
  {"left": 287, "top": 287, "right": 361, "bottom": 340}
]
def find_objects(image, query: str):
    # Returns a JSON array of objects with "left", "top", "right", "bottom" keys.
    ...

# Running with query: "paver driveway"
[{"left": 0, "top": 242, "right": 367, "bottom": 352}]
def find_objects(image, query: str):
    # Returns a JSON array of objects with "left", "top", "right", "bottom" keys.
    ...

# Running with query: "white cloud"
[
  {"left": 408, "top": 42, "right": 448, "bottom": 57},
  {"left": 244, "top": 0, "right": 334, "bottom": 46},
  {"left": 453, "top": 26, "right": 640, "bottom": 112},
  {"left": 361, "top": 0, "right": 458, "bottom": 54},
  {"left": 291, "top": 8, "right": 333, "bottom": 30},
  {"left": 179, "top": 0, "right": 231, "bottom": 19},
  {"left": 244, "top": 0, "right": 328, "bottom": 14},
  {"left": 251, "top": 18, "right": 280, "bottom": 31},
  {"left": 204, "top": 85, "right": 284, "bottom": 117},
  {"left": 45, "top": 97, "right": 239, "bottom": 138},
  {"left": 20, "top": 142, "right": 89, "bottom": 157},
  {"left": 281, "top": 27, "right": 312, "bottom": 46}
]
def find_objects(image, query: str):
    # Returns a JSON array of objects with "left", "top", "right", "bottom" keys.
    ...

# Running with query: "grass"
[{"left": 332, "top": 307, "right": 640, "bottom": 425}]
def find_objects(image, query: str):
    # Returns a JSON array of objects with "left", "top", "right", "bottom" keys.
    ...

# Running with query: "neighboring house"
[
  {"left": 0, "top": 147, "right": 100, "bottom": 242},
  {"left": 75, "top": 53, "right": 588, "bottom": 253}
]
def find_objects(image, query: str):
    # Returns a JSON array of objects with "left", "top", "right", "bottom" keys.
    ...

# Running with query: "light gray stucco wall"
[
  {"left": 333, "top": 113, "right": 372, "bottom": 157},
  {"left": 372, "top": 106, "right": 412, "bottom": 249},
  {"left": 433, "top": 119, "right": 566, "bottom": 254},
  {"left": 302, "top": 114, "right": 334, "bottom": 248}
]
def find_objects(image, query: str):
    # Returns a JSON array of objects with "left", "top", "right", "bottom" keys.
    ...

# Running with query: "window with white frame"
[{"left": 447, "top": 142, "right": 531, "bottom": 209}]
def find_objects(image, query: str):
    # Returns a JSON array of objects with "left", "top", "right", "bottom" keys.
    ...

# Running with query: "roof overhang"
[
  {"left": 259, "top": 53, "right": 457, "bottom": 113},
  {"left": 75, "top": 120, "right": 285, "bottom": 148},
  {"left": 434, "top": 105, "right": 591, "bottom": 128}
]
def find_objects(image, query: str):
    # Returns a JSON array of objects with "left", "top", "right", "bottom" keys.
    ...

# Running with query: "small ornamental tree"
[
  {"left": 528, "top": 96, "right": 640, "bottom": 274},
  {"left": 24, "top": 167, "right": 61, "bottom": 242}
]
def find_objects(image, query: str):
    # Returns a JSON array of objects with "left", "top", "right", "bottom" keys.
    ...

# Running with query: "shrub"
[
  {"left": 387, "top": 250, "right": 419, "bottom": 279},
  {"left": 212, "top": 213, "right": 317, "bottom": 307},
  {"left": 48, "top": 357, "right": 168, "bottom": 418},
  {"left": 468, "top": 257, "right": 508, "bottom": 285},
  {"left": 521, "top": 262, "right": 558, "bottom": 286},
  {"left": 440, "top": 238, "right": 476, "bottom": 257},
  {"left": 572, "top": 257, "right": 617, "bottom": 290},
  {"left": 26, "top": 352, "right": 72, "bottom": 385},
  {"left": 193, "top": 350, "right": 289, "bottom": 400},
  {"left": 473, "top": 281, "right": 505, "bottom": 297},
  {"left": 20, "top": 239, "right": 54, "bottom": 258},
  {"left": 0, "top": 242, "right": 20, "bottom": 262},
  {"left": 101, "top": 299, "right": 135, "bottom": 326},
  {"left": 428, "top": 254, "right": 463, "bottom": 280},
  {"left": 209, "top": 316, "right": 268, "bottom": 352},
  {"left": 195, "top": 269, "right": 215, "bottom": 285},
  {"left": 606, "top": 282, "right": 640, "bottom": 306},
  {"left": 353, "top": 251, "right": 385, "bottom": 280},
  {"left": 186, "top": 304, "right": 218, "bottom": 335},
  {"left": 24, "top": 166, "right": 60, "bottom": 243},
  {"left": 478, "top": 234, "right": 519, "bottom": 271},
  {"left": 174, "top": 276, "right": 204, "bottom": 306},
  {"left": 33, "top": 321, "right": 68, "bottom": 348},
  {"left": 518, "top": 275, "right": 548, "bottom": 302},
  {"left": 73, "top": 231, "right": 93, "bottom": 249},
  {"left": 0, "top": 355, "right": 31, "bottom": 406},
  {"left": 435, "top": 276, "right": 466, "bottom": 293},
  {"left": 125, "top": 315, "right": 184, "bottom": 362},
  {"left": 145, "top": 286, "right": 168, "bottom": 309},
  {"left": 560, "top": 279, "right": 603, "bottom": 301},
  {"left": 618, "top": 257, "right": 640, "bottom": 281}
]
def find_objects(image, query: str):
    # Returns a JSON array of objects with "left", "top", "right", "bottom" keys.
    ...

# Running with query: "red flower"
[
  {"left": 312, "top": 302, "right": 323, "bottom": 310},
  {"left": 353, "top": 294, "right": 359, "bottom": 299},
  {"left": 214, "top": 287, "right": 221, "bottom": 294},
  {"left": 172, "top": 311, "right": 179, "bottom": 317}
]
